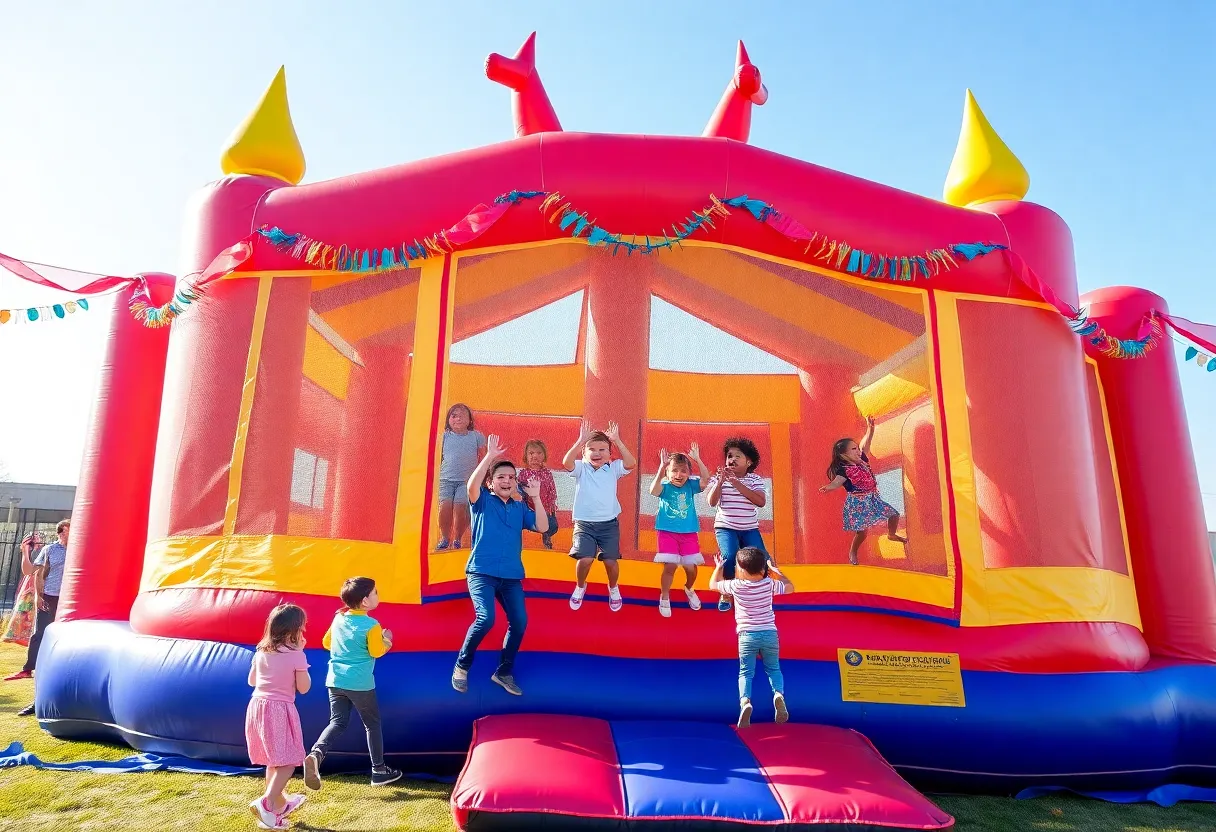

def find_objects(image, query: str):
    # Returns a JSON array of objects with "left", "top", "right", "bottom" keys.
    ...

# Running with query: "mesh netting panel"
[
  {"left": 958, "top": 300, "right": 1120, "bottom": 570},
  {"left": 442, "top": 244, "right": 950, "bottom": 575},
  {"left": 157, "top": 277, "right": 260, "bottom": 538},
  {"left": 234, "top": 271, "right": 417, "bottom": 542}
]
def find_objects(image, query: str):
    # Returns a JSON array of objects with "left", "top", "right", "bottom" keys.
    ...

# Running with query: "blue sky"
[{"left": 2, "top": 2, "right": 1214, "bottom": 526}]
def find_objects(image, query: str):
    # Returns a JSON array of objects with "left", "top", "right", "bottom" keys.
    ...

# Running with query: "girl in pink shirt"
[{"left": 246, "top": 603, "right": 312, "bottom": 830}]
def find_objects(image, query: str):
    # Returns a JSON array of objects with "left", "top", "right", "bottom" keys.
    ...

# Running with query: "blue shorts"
[{"left": 438, "top": 478, "right": 470, "bottom": 506}]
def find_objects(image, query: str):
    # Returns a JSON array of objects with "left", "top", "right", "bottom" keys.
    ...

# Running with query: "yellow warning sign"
[{"left": 838, "top": 649, "right": 965, "bottom": 708}]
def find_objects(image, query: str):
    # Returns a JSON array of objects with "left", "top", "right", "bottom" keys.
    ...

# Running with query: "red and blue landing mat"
[{"left": 451, "top": 714, "right": 953, "bottom": 831}]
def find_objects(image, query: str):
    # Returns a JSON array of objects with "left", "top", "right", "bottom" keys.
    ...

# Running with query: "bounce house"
[{"left": 21, "top": 34, "right": 1216, "bottom": 829}]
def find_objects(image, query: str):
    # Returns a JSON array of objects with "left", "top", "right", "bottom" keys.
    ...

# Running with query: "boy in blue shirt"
[
  {"left": 303, "top": 577, "right": 401, "bottom": 790},
  {"left": 452, "top": 434, "right": 548, "bottom": 697}
]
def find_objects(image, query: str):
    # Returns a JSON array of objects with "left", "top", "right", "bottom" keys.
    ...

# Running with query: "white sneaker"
[
  {"left": 608, "top": 586, "right": 623, "bottom": 612},
  {"left": 685, "top": 588, "right": 702, "bottom": 611},
  {"left": 249, "top": 798, "right": 287, "bottom": 830},
  {"left": 659, "top": 597, "right": 671, "bottom": 618},
  {"left": 774, "top": 692, "right": 789, "bottom": 724},
  {"left": 737, "top": 698, "right": 753, "bottom": 729},
  {"left": 570, "top": 585, "right": 586, "bottom": 610}
]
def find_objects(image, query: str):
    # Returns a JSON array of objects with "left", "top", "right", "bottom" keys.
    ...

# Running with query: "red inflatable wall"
[
  {"left": 58, "top": 275, "right": 174, "bottom": 622},
  {"left": 1082, "top": 287, "right": 1216, "bottom": 662}
]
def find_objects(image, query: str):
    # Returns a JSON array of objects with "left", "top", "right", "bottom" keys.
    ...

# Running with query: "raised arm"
[
  {"left": 649, "top": 448, "right": 669, "bottom": 497},
  {"left": 706, "top": 468, "right": 724, "bottom": 507},
  {"left": 708, "top": 555, "right": 726, "bottom": 592},
  {"left": 768, "top": 562, "right": 795, "bottom": 593},
  {"left": 605, "top": 421, "right": 636, "bottom": 471},
  {"left": 860, "top": 415, "right": 876, "bottom": 457},
  {"left": 562, "top": 419, "right": 594, "bottom": 471},
  {"left": 467, "top": 434, "right": 507, "bottom": 504},
  {"left": 522, "top": 478, "right": 549, "bottom": 534},
  {"left": 19, "top": 538, "right": 36, "bottom": 576},
  {"left": 688, "top": 442, "right": 710, "bottom": 485}
]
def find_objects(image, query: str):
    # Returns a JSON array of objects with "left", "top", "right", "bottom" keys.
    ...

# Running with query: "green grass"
[{"left": 2, "top": 643, "right": 1216, "bottom": 830}]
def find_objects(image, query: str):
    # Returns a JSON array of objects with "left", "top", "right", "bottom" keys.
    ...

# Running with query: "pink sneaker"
[
  {"left": 283, "top": 793, "right": 306, "bottom": 815},
  {"left": 608, "top": 586, "right": 623, "bottom": 612}
]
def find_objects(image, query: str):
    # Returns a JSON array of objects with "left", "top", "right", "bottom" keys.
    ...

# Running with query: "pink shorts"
[{"left": 654, "top": 531, "right": 704, "bottom": 566}]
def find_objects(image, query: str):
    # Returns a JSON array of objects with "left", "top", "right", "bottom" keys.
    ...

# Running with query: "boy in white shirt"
[
  {"left": 709, "top": 545, "right": 794, "bottom": 728},
  {"left": 562, "top": 420, "right": 637, "bottom": 612}
]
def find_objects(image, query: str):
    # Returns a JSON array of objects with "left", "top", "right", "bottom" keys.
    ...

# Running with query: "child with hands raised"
[
  {"left": 648, "top": 443, "right": 709, "bottom": 617},
  {"left": 563, "top": 420, "right": 636, "bottom": 612},
  {"left": 452, "top": 434, "right": 548, "bottom": 697}
]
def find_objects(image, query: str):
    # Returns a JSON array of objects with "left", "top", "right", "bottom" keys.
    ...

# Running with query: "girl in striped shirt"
[
  {"left": 706, "top": 437, "right": 768, "bottom": 612},
  {"left": 709, "top": 546, "right": 793, "bottom": 728}
]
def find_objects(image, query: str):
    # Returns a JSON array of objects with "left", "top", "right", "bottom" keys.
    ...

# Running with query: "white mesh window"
[
  {"left": 875, "top": 469, "right": 905, "bottom": 516},
  {"left": 291, "top": 449, "right": 328, "bottom": 510}
]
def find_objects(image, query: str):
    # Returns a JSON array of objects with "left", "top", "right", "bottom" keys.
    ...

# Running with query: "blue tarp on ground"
[
  {"left": 0, "top": 741, "right": 259, "bottom": 775},
  {"left": 1017, "top": 785, "right": 1216, "bottom": 807},
  {"left": 0, "top": 741, "right": 456, "bottom": 782}
]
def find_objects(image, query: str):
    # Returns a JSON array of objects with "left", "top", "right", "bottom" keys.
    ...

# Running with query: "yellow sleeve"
[
  {"left": 366, "top": 623, "right": 388, "bottom": 658},
  {"left": 322, "top": 627, "right": 332, "bottom": 651}
]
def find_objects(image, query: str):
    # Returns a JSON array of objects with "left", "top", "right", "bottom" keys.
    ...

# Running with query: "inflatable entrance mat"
[{"left": 451, "top": 714, "right": 954, "bottom": 830}]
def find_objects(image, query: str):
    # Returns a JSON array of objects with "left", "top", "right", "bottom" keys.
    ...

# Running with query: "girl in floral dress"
[{"left": 820, "top": 417, "right": 907, "bottom": 565}]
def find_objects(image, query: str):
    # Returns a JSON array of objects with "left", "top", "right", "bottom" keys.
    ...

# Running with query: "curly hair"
[{"left": 723, "top": 437, "right": 761, "bottom": 473}]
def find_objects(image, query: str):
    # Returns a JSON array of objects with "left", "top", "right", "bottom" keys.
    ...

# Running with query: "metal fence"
[{"left": 1, "top": 507, "right": 71, "bottom": 613}]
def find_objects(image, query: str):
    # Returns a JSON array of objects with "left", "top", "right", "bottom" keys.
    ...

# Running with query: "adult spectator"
[{"left": 5, "top": 519, "right": 69, "bottom": 683}]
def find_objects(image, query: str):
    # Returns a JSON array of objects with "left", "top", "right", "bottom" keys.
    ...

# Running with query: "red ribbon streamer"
[{"left": 0, "top": 252, "right": 137, "bottom": 295}]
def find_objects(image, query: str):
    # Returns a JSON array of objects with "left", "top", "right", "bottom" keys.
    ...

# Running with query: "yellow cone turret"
[
  {"left": 943, "top": 90, "right": 1028, "bottom": 207},
  {"left": 220, "top": 66, "right": 306, "bottom": 185}
]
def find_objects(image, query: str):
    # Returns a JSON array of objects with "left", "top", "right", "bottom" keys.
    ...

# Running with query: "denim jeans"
[
  {"left": 22, "top": 594, "right": 58, "bottom": 672},
  {"left": 715, "top": 528, "right": 769, "bottom": 580},
  {"left": 311, "top": 687, "right": 384, "bottom": 767},
  {"left": 456, "top": 573, "right": 527, "bottom": 676},
  {"left": 738, "top": 629, "right": 784, "bottom": 700},
  {"left": 541, "top": 513, "right": 559, "bottom": 548}
]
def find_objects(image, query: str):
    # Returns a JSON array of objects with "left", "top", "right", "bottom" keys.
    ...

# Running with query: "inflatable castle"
[{"left": 30, "top": 34, "right": 1216, "bottom": 824}]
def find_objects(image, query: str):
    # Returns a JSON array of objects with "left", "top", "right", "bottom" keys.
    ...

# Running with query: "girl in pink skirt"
[{"left": 246, "top": 603, "right": 312, "bottom": 829}]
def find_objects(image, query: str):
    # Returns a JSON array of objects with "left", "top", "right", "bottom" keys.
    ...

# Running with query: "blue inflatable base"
[{"left": 33, "top": 620, "right": 1216, "bottom": 792}]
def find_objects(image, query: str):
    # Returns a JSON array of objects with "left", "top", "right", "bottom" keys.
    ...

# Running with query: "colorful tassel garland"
[
  {"left": 0, "top": 299, "right": 91, "bottom": 325},
  {"left": 1068, "top": 308, "right": 1162, "bottom": 359}
]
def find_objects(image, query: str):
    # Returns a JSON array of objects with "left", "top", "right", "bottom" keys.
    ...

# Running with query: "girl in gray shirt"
[{"left": 437, "top": 403, "right": 486, "bottom": 549}]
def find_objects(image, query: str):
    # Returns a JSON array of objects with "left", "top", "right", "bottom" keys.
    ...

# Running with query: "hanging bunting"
[
  {"left": 538, "top": 192, "right": 731, "bottom": 255},
  {"left": 1, "top": 187, "right": 1210, "bottom": 374},
  {"left": 0, "top": 299, "right": 90, "bottom": 326},
  {"left": 1066, "top": 307, "right": 1162, "bottom": 359},
  {"left": 718, "top": 194, "right": 1007, "bottom": 280}
]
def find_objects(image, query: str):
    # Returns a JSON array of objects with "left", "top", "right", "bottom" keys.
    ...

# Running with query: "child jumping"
[
  {"left": 563, "top": 420, "right": 636, "bottom": 612},
  {"left": 452, "top": 434, "right": 548, "bottom": 696},
  {"left": 516, "top": 439, "right": 559, "bottom": 549},
  {"left": 437, "top": 403, "right": 486, "bottom": 550},
  {"left": 303, "top": 577, "right": 402, "bottom": 790},
  {"left": 705, "top": 437, "right": 768, "bottom": 612},
  {"left": 709, "top": 546, "right": 793, "bottom": 729},
  {"left": 819, "top": 416, "right": 907, "bottom": 565},
  {"left": 648, "top": 444, "right": 709, "bottom": 617},
  {"left": 245, "top": 603, "right": 311, "bottom": 830}
]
